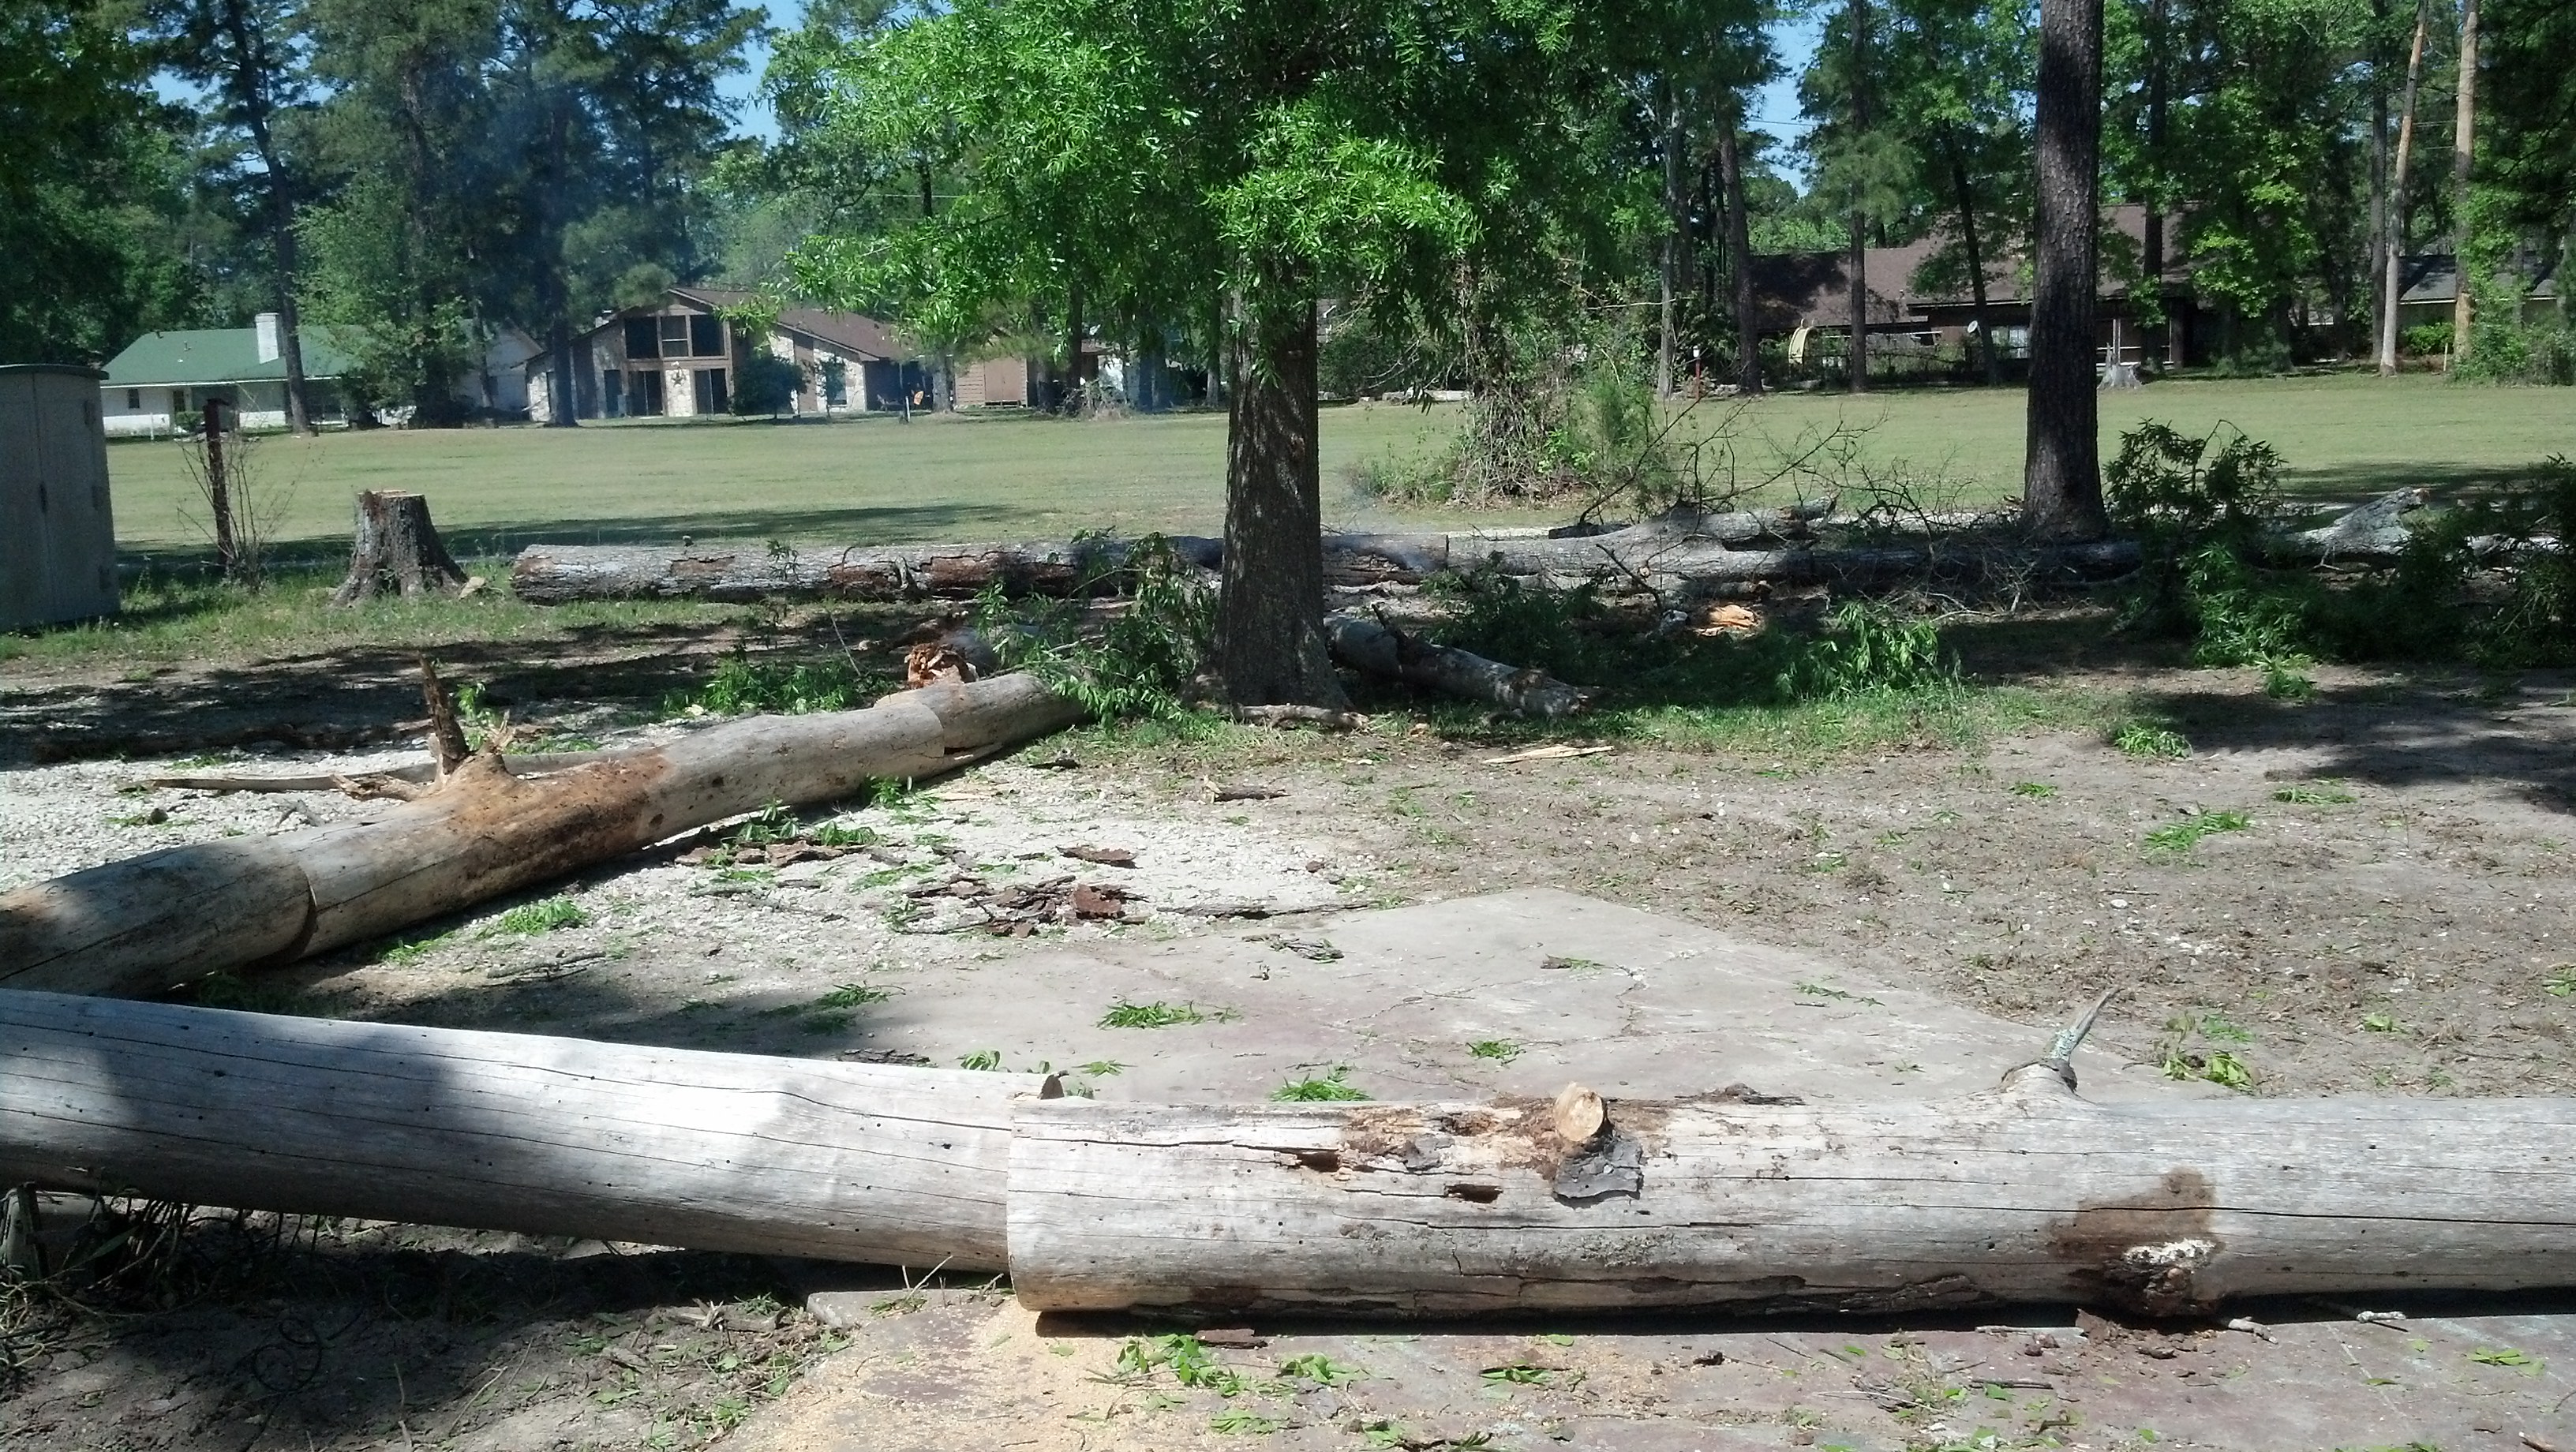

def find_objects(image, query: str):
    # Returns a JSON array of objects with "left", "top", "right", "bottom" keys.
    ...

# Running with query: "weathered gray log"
[
  {"left": 0, "top": 674, "right": 1075, "bottom": 999},
  {"left": 2273, "top": 488, "right": 2427, "bottom": 563},
  {"left": 0, "top": 990, "right": 1046, "bottom": 1267},
  {"left": 141, "top": 749, "right": 635, "bottom": 794},
  {"left": 1007, "top": 1065, "right": 2576, "bottom": 1316},
  {"left": 1325, "top": 616, "right": 1593, "bottom": 718}
]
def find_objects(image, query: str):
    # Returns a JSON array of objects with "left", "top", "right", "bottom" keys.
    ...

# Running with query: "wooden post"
[
  {"left": 203, "top": 399, "right": 235, "bottom": 579},
  {"left": 0, "top": 990, "right": 1050, "bottom": 1268}
]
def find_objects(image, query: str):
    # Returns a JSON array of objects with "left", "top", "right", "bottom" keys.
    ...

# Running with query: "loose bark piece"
[
  {"left": 0, "top": 990, "right": 1046, "bottom": 1268},
  {"left": 1059, "top": 846, "right": 1136, "bottom": 867},
  {"left": 1005, "top": 1067, "right": 2576, "bottom": 1316},
  {"left": 331, "top": 492, "right": 468, "bottom": 606},
  {"left": 2, "top": 675, "right": 1075, "bottom": 998},
  {"left": 1210, "top": 784, "right": 1286, "bottom": 802},
  {"left": 1481, "top": 744, "right": 1614, "bottom": 765},
  {"left": 1232, "top": 705, "right": 1368, "bottom": 732},
  {"left": 1326, "top": 616, "right": 1593, "bottom": 719}
]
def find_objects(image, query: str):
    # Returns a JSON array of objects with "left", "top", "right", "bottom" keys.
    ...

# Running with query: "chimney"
[{"left": 255, "top": 312, "right": 281, "bottom": 364}]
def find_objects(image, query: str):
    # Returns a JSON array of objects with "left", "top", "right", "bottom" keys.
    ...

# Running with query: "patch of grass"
[
  {"left": 484, "top": 896, "right": 588, "bottom": 935},
  {"left": 2470, "top": 1346, "right": 2540, "bottom": 1370},
  {"left": 376, "top": 930, "right": 456, "bottom": 965},
  {"left": 668, "top": 647, "right": 878, "bottom": 717},
  {"left": 1098, "top": 1000, "right": 1211, "bottom": 1029},
  {"left": 2008, "top": 781, "right": 2057, "bottom": 799},
  {"left": 2113, "top": 721, "right": 2192, "bottom": 759},
  {"left": 1210, "top": 1410, "right": 1279, "bottom": 1435},
  {"left": 957, "top": 1050, "right": 1002, "bottom": 1071},
  {"left": 1075, "top": 1059, "right": 1129, "bottom": 1077},
  {"left": 2544, "top": 967, "right": 2576, "bottom": 997},
  {"left": 2272, "top": 781, "right": 2355, "bottom": 804},
  {"left": 2144, "top": 810, "right": 2252, "bottom": 856},
  {"left": 1466, "top": 1038, "right": 1522, "bottom": 1063},
  {"left": 2361, "top": 1012, "right": 2401, "bottom": 1032},
  {"left": 1278, "top": 1354, "right": 1363, "bottom": 1387},
  {"left": 2261, "top": 661, "right": 2318, "bottom": 701},
  {"left": 1480, "top": 1362, "right": 1555, "bottom": 1387},
  {"left": 1271, "top": 1068, "right": 1368, "bottom": 1102}
]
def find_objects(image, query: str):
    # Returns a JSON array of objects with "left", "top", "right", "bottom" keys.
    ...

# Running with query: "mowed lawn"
[{"left": 104, "top": 373, "right": 2576, "bottom": 557}]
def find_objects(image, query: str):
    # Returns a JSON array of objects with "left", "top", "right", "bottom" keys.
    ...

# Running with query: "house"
[
  {"left": 2390, "top": 253, "right": 2562, "bottom": 334},
  {"left": 526, "top": 286, "right": 934, "bottom": 423},
  {"left": 100, "top": 315, "right": 354, "bottom": 437},
  {"left": 99, "top": 315, "right": 537, "bottom": 436},
  {"left": 1749, "top": 207, "right": 2203, "bottom": 376}
]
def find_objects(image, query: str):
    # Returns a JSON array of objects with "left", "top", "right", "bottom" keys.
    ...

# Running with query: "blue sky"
[{"left": 717, "top": 6, "right": 1827, "bottom": 182}]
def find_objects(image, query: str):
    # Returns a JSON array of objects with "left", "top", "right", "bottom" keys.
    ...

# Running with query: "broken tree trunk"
[
  {"left": 0, "top": 990, "right": 1047, "bottom": 1268},
  {"left": 331, "top": 491, "right": 468, "bottom": 606},
  {"left": 0, "top": 673, "right": 1080, "bottom": 1000},
  {"left": 1006, "top": 1066, "right": 2576, "bottom": 1316},
  {"left": 1325, "top": 616, "right": 1592, "bottom": 718}
]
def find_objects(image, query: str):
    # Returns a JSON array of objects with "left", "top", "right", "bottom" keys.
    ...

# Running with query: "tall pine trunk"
[
  {"left": 2378, "top": 0, "right": 2429, "bottom": 374},
  {"left": 1845, "top": 0, "right": 1871, "bottom": 395},
  {"left": 2022, "top": 0, "right": 2108, "bottom": 541},
  {"left": 2450, "top": 0, "right": 2477, "bottom": 359},
  {"left": 215, "top": 0, "right": 310, "bottom": 434},
  {"left": 2368, "top": 0, "right": 2390, "bottom": 359},
  {"left": 1718, "top": 118, "right": 1762, "bottom": 397},
  {"left": 1218, "top": 291, "right": 1344, "bottom": 709}
]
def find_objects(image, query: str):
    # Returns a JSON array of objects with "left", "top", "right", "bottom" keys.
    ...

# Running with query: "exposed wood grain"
[
  {"left": 0, "top": 991, "right": 1043, "bottom": 1266},
  {"left": 1008, "top": 1068, "right": 2576, "bottom": 1316}
]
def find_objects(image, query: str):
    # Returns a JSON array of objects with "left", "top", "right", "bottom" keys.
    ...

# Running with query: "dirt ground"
[{"left": 5, "top": 609, "right": 2574, "bottom": 1450}]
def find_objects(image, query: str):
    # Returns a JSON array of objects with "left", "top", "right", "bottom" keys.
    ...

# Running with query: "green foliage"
[
  {"left": 669, "top": 647, "right": 874, "bottom": 717},
  {"left": 2144, "top": 810, "right": 2252, "bottom": 856},
  {"left": 485, "top": 896, "right": 588, "bottom": 935},
  {"left": 957, "top": 1050, "right": 1002, "bottom": 1071},
  {"left": 1270, "top": 1068, "right": 1368, "bottom": 1102},
  {"left": 1466, "top": 1038, "right": 1522, "bottom": 1062},
  {"left": 1097, "top": 1000, "right": 1209, "bottom": 1029},
  {"left": 1777, "top": 601, "right": 1959, "bottom": 702},
  {"left": 732, "top": 351, "right": 807, "bottom": 416},
  {"left": 2400, "top": 322, "right": 2453, "bottom": 357},
  {"left": 2113, "top": 721, "right": 2191, "bottom": 758},
  {"left": 974, "top": 533, "right": 1215, "bottom": 722}
]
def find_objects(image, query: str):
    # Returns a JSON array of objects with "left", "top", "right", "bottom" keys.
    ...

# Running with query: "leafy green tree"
[
  {"left": 0, "top": 0, "right": 191, "bottom": 362},
  {"left": 1884, "top": 0, "right": 2033, "bottom": 382},
  {"left": 793, "top": 0, "right": 1631, "bottom": 707}
]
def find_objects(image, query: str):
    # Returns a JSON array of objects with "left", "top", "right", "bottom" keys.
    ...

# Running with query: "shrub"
[
  {"left": 2400, "top": 320, "right": 2453, "bottom": 357},
  {"left": 974, "top": 532, "right": 1214, "bottom": 720}
]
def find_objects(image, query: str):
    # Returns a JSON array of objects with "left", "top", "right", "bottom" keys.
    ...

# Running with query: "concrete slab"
[
  {"left": 840, "top": 888, "right": 2193, "bottom": 1104},
  {"left": 739, "top": 890, "right": 2567, "bottom": 1450}
]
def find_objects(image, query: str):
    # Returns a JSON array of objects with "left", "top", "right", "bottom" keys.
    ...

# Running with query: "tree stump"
[{"left": 331, "top": 491, "right": 467, "bottom": 606}]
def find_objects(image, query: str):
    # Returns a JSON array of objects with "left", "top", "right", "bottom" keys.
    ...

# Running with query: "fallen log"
[
  {"left": 1005, "top": 1065, "right": 2576, "bottom": 1316},
  {"left": 1325, "top": 616, "right": 1593, "bottom": 718},
  {"left": 141, "top": 749, "right": 635, "bottom": 795},
  {"left": 0, "top": 990, "right": 1047, "bottom": 1267},
  {"left": 0, "top": 673, "right": 1080, "bottom": 1000}
]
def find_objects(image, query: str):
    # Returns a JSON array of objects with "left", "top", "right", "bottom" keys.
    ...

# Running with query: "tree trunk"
[
  {"left": 2141, "top": 0, "right": 2170, "bottom": 367},
  {"left": 1006, "top": 1066, "right": 2576, "bottom": 1316},
  {"left": 202, "top": 399, "right": 238, "bottom": 579},
  {"left": 331, "top": 491, "right": 468, "bottom": 606},
  {"left": 1657, "top": 79, "right": 1683, "bottom": 399},
  {"left": 542, "top": 73, "right": 578, "bottom": 428},
  {"left": 1219, "top": 291, "right": 1346, "bottom": 709},
  {"left": 2021, "top": 0, "right": 2109, "bottom": 541},
  {"left": 2451, "top": 0, "right": 2478, "bottom": 358},
  {"left": 1062, "top": 277, "right": 1086, "bottom": 410},
  {"left": 1718, "top": 118, "right": 1762, "bottom": 396},
  {"left": 1324, "top": 616, "right": 1591, "bottom": 718},
  {"left": 2379, "top": 0, "right": 2431, "bottom": 375},
  {"left": 0, "top": 674, "right": 1080, "bottom": 999},
  {"left": 1846, "top": 0, "right": 1872, "bottom": 395},
  {"left": 1949, "top": 147, "right": 2001, "bottom": 385},
  {"left": 0, "top": 990, "right": 1046, "bottom": 1270},
  {"left": 2368, "top": 0, "right": 2391, "bottom": 361}
]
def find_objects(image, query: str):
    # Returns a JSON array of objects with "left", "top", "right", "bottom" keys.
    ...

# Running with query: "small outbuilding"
[{"left": 1, "top": 364, "right": 118, "bottom": 631}]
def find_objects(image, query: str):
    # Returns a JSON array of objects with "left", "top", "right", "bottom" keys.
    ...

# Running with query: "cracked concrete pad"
[{"left": 848, "top": 888, "right": 2187, "bottom": 1104}]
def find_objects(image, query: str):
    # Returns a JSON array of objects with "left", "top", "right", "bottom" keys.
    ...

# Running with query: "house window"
[
  {"left": 172, "top": 387, "right": 189, "bottom": 413},
  {"left": 625, "top": 317, "right": 660, "bottom": 359},
  {"left": 693, "top": 368, "right": 728, "bottom": 415},
  {"left": 660, "top": 316, "right": 691, "bottom": 357},
  {"left": 125, "top": 389, "right": 141, "bottom": 410},
  {"left": 690, "top": 313, "right": 724, "bottom": 357},
  {"left": 601, "top": 369, "right": 622, "bottom": 417},
  {"left": 630, "top": 370, "right": 665, "bottom": 415}
]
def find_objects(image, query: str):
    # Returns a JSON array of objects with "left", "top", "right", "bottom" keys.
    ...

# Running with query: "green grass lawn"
[{"left": 103, "top": 373, "right": 2576, "bottom": 561}]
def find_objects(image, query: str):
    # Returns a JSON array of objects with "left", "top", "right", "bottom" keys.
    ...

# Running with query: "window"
[
  {"left": 624, "top": 317, "right": 659, "bottom": 359},
  {"left": 660, "top": 316, "right": 691, "bottom": 357},
  {"left": 601, "top": 370, "right": 622, "bottom": 417},
  {"left": 690, "top": 313, "right": 724, "bottom": 357},
  {"left": 172, "top": 387, "right": 189, "bottom": 413},
  {"left": 125, "top": 388, "right": 140, "bottom": 410},
  {"left": 693, "top": 368, "right": 728, "bottom": 415},
  {"left": 630, "top": 370, "right": 665, "bottom": 416}
]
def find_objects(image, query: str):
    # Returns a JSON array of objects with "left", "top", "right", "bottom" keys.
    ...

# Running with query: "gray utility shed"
[{"left": 1, "top": 365, "right": 118, "bottom": 631}]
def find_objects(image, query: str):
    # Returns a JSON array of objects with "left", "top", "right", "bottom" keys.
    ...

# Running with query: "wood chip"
[
  {"left": 1552, "top": 1083, "right": 1606, "bottom": 1143},
  {"left": 1069, "top": 883, "right": 1133, "bottom": 919},
  {"left": 1480, "top": 744, "right": 1614, "bottom": 765},
  {"left": 1058, "top": 845, "right": 1136, "bottom": 867},
  {"left": 1194, "top": 1327, "right": 1267, "bottom": 1348}
]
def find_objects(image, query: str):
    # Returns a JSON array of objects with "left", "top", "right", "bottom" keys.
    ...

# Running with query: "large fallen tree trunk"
[
  {"left": 0, "top": 990, "right": 1047, "bottom": 1267},
  {"left": 1005, "top": 1065, "right": 2576, "bottom": 1316},
  {"left": 509, "top": 494, "right": 2434, "bottom": 607},
  {"left": 0, "top": 673, "right": 1083, "bottom": 1000}
]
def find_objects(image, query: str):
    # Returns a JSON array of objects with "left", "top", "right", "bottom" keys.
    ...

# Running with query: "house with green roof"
[{"left": 100, "top": 313, "right": 358, "bottom": 437}]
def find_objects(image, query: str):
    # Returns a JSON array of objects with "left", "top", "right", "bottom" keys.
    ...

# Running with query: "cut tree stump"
[
  {"left": 0, "top": 673, "right": 1080, "bottom": 999},
  {"left": 331, "top": 491, "right": 468, "bottom": 606},
  {"left": 1006, "top": 1065, "right": 2576, "bottom": 1316},
  {"left": 0, "top": 990, "right": 1050, "bottom": 1267}
]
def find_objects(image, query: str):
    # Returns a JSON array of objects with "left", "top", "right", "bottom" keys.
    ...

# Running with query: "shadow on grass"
[{"left": 2283, "top": 458, "right": 2547, "bottom": 506}]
